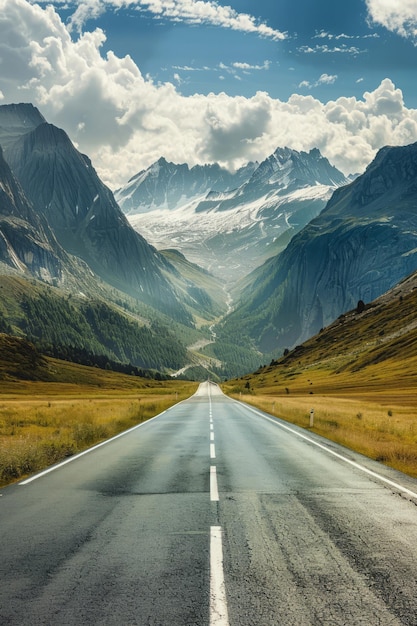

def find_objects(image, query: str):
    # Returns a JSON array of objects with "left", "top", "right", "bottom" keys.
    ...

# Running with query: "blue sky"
[
  {"left": 61, "top": 0, "right": 417, "bottom": 104},
  {"left": 1, "top": 1, "right": 417, "bottom": 187}
]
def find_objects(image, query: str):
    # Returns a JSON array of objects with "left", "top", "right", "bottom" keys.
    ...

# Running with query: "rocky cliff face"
[
  {"left": 0, "top": 104, "right": 191, "bottom": 323},
  {"left": 0, "top": 144, "right": 76, "bottom": 283},
  {"left": 223, "top": 142, "right": 417, "bottom": 354},
  {"left": 0, "top": 103, "right": 45, "bottom": 151}
]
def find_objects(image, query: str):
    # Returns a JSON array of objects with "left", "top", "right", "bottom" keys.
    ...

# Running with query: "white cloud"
[
  {"left": 232, "top": 61, "right": 271, "bottom": 71},
  {"left": 40, "top": 0, "right": 286, "bottom": 40},
  {"left": 139, "top": 0, "right": 286, "bottom": 39},
  {"left": 299, "top": 74, "right": 338, "bottom": 89},
  {"left": 313, "top": 30, "right": 379, "bottom": 41},
  {"left": 366, "top": 0, "right": 417, "bottom": 39},
  {"left": 318, "top": 73, "right": 337, "bottom": 85},
  {"left": 299, "top": 44, "right": 364, "bottom": 55},
  {"left": 173, "top": 65, "right": 201, "bottom": 71},
  {"left": 68, "top": 0, "right": 104, "bottom": 32},
  {"left": 1, "top": 1, "right": 417, "bottom": 189},
  {"left": 172, "top": 59, "right": 270, "bottom": 76}
]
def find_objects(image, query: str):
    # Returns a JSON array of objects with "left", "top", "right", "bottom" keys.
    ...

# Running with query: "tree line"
[{"left": 20, "top": 293, "right": 187, "bottom": 372}]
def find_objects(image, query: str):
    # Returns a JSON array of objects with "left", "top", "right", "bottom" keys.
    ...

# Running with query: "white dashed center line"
[
  {"left": 210, "top": 526, "right": 229, "bottom": 625},
  {"left": 210, "top": 465, "right": 219, "bottom": 501}
]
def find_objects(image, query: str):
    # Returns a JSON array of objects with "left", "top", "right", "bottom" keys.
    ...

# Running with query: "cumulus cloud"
[
  {"left": 1, "top": 1, "right": 417, "bottom": 188},
  {"left": 299, "top": 74, "right": 338, "bottom": 89},
  {"left": 68, "top": 0, "right": 104, "bottom": 32},
  {"left": 366, "top": 0, "right": 417, "bottom": 39},
  {"left": 197, "top": 92, "right": 272, "bottom": 162}
]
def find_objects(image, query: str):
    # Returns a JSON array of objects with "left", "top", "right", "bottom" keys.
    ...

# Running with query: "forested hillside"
[{"left": 0, "top": 277, "right": 188, "bottom": 374}]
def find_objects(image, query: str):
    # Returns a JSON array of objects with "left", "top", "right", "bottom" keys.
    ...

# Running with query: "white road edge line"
[
  {"left": 242, "top": 402, "right": 417, "bottom": 500},
  {"left": 19, "top": 411, "right": 167, "bottom": 485},
  {"left": 18, "top": 398, "right": 194, "bottom": 485},
  {"left": 210, "top": 443, "right": 216, "bottom": 459},
  {"left": 210, "top": 526, "right": 229, "bottom": 626},
  {"left": 210, "top": 465, "right": 219, "bottom": 501}
]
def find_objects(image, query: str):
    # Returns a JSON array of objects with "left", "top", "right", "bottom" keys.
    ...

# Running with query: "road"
[{"left": 1, "top": 382, "right": 417, "bottom": 625}]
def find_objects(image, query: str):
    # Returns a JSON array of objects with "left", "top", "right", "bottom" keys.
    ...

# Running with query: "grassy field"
[
  {"left": 4, "top": 267, "right": 417, "bottom": 486},
  {"left": 225, "top": 386, "right": 417, "bottom": 478},
  {"left": 0, "top": 347, "right": 198, "bottom": 486},
  {"left": 224, "top": 364, "right": 417, "bottom": 479},
  {"left": 222, "top": 276, "right": 417, "bottom": 479}
]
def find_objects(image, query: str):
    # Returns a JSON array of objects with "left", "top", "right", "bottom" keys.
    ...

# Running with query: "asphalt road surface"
[{"left": 2, "top": 382, "right": 417, "bottom": 625}]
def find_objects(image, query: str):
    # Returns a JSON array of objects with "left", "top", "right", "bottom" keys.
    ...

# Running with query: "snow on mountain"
[
  {"left": 223, "top": 141, "right": 417, "bottom": 355},
  {"left": 118, "top": 148, "right": 349, "bottom": 284},
  {"left": 115, "top": 157, "right": 258, "bottom": 214}
]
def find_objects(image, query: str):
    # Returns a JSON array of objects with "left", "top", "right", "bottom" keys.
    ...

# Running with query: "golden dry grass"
[
  {"left": 222, "top": 281, "right": 417, "bottom": 478},
  {"left": 0, "top": 357, "right": 198, "bottom": 486},
  {"left": 227, "top": 391, "right": 417, "bottom": 477},
  {"left": 224, "top": 348, "right": 417, "bottom": 478}
]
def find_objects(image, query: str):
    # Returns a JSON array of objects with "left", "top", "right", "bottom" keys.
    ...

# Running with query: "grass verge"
[
  {"left": 226, "top": 380, "right": 417, "bottom": 478},
  {"left": 0, "top": 361, "right": 197, "bottom": 486}
]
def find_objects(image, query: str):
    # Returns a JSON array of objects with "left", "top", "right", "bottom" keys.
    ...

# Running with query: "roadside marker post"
[{"left": 310, "top": 409, "right": 314, "bottom": 427}]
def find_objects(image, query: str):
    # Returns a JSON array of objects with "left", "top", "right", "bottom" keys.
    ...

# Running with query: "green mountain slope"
[
  {"left": 222, "top": 142, "right": 417, "bottom": 356},
  {"left": 230, "top": 267, "right": 417, "bottom": 391},
  {"left": 0, "top": 275, "right": 191, "bottom": 374}
]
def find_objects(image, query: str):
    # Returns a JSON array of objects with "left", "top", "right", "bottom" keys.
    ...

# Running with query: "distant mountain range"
[
  {"left": 116, "top": 157, "right": 258, "bottom": 214},
  {"left": 221, "top": 141, "right": 417, "bottom": 354},
  {"left": 116, "top": 148, "right": 350, "bottom": 282},
  {"left": 3, "top": 102, "right": 417, "bottom": 380}
]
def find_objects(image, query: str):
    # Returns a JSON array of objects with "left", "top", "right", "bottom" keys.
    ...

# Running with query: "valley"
[
  {"left": 224, "top": 268, "right": 417, "bottom": 478},
  {"left": 4, "top": 5, "right": 417, "bottom": 624},
  {"left": 2, "top": 101, "right": 417, "bottom": 389},
  {"left": 118, "top": 147, "right": 348, "bottom": 285},
  {"left": 1, "top": 100, "right": 417, "bottom": 485}
]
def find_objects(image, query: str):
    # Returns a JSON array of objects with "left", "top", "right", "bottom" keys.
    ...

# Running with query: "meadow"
[
  {"left": 0, "top": 358, "right": 197, "bottom": 486},
  {"left": 224, "top": 349, "right": 417, "bottom": 478}
]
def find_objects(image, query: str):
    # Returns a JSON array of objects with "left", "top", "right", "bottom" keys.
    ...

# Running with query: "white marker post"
[{"left": 310, "top": 408, "right": 314, "bottom": 427}]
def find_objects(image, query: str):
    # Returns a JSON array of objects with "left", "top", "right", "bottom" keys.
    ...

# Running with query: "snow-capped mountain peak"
[
  {"left": 118, "top": 147, "right": 349, "bottom": 284},
  {"left": 115, "top": 158, "right": 258, "bottom": 214}
]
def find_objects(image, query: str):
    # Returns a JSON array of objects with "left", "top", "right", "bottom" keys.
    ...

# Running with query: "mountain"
[
  {"left": 115, "top": 157, "right": 258, "bottom": 213},
  {"left": 223, "top": 267, "right": 417, "bottom": 477},
  {"left": 0, "top": 102, "right": 45, "bottom": 151},
  {"left": 159, "top": 248, "right": 227, "bottom": 321},
  {"left": 0, "top": 141, "right": 88, "bottom": 286},
  {"left": 0, "top": 103, "right": 191, "bottom": 324},
  {"left": 229, "top": 265, "right": 417, "bottom": 390},
  {"left": 222, "top": 141, "right": 417, "bottom": 355},
  {"left": 120, "top": 148, "right": 349, "bottom": 284}
]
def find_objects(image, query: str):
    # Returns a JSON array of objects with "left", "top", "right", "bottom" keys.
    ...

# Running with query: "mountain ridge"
[
  {"left": 115, "top": 157, "right": 258, "bottom": 214},
  {"left": 0, "top": 104, "right": 193, "bottom": 324},
  {"left": 221, "top": 141, "right": 417, "bottom": 355},
  {"left": 120, "top": 146, "right": 349, "bottom": 283}
]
